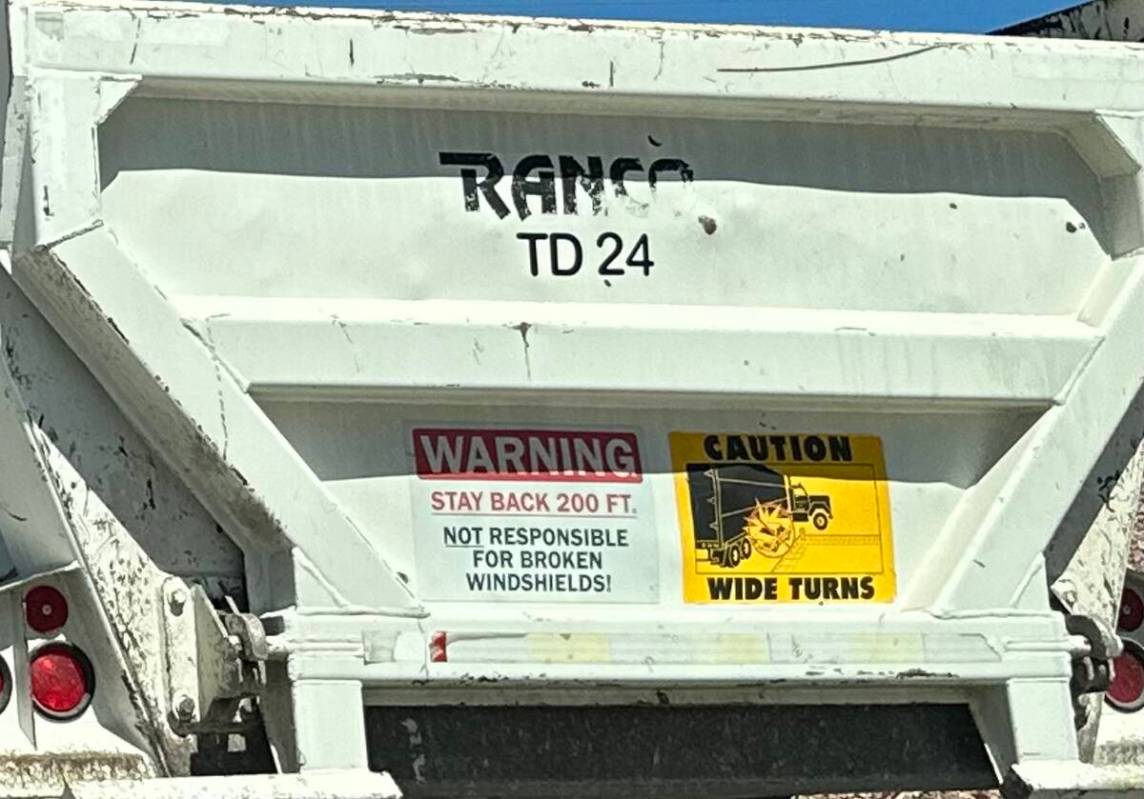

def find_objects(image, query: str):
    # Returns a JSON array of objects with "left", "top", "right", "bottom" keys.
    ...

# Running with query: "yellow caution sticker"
[{"left": 670, "top": 432, "right": 895, "bottom": 604}]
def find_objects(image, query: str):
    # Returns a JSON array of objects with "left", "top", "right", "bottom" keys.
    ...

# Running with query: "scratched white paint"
[{"left": 1, "top": 0, "right": 1144, "bottom": 791}]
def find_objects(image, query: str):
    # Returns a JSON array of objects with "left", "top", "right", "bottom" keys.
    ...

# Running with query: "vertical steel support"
[{"left": 291, "top": 679, "right": 368, "bottom": 771}]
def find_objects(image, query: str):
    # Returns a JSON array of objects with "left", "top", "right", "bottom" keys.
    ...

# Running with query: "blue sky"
[{"left": 280, "top": 0, "right": 1080, "bottom": 34}]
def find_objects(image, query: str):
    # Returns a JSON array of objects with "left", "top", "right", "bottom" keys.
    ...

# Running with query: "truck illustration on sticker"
[
  {"left": 671, "top": 433, "right": 895, "bottom": 604},
  {"left": 688, "top": 463, "right": 833, "bottom": 567}
]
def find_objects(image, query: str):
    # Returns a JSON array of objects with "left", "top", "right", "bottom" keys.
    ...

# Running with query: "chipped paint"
[
  {"left": 0, "top": 752, "right": 152, "bottom": 794},
  {"left": 4, "top": 0, "right": 1144, "bottom": 792},
  {"left": 64, "top": 771, "right": 403, "bottom": 799}
]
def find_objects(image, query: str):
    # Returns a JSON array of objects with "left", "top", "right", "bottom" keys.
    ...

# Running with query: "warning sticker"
[
  {"left": 671, "top": 433, "right": 895, "bottom": 604},
  {"left": 410, "top": 428, "right": 658, "bottom": 603}
]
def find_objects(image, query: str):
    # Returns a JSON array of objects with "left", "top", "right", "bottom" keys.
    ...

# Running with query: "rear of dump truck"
[{"left": 0, "top": 1, "right": 1143, "bottom": 797}]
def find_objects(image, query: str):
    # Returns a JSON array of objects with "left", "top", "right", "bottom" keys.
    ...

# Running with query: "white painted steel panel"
[{"left": 4, "top": 0, "right": 1144, "bottom": 784}]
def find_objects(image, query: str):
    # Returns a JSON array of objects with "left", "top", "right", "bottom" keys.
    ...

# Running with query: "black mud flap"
[{"left": 365, "top": 703, "right": 997, "bottom": 798}]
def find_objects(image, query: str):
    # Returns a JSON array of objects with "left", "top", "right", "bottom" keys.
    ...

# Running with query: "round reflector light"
[
  {"left": 1108, "top": 644, "right": 1144, "bottom": 712},
  {"left": 25, "top": 585, "right": 68, "bottom": 634},
  {"left": 29, "top": 643, "right": 93, "bottom": 719},
  {"left": 1120, "top": 588, "right": 1144, "bottom": 633},
  {"left": 0, "top": 656, "right": 11, "bottom": 715}
]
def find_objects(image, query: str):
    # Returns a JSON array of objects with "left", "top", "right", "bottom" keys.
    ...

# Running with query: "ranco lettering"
[
  {"left": 702, "top": 434, "right": 853, "bottom": 463},
  {"left": 439, "top": 152, "right": 694, "bottom": 220}
]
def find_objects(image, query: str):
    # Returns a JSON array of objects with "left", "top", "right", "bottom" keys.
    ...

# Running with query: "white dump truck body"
[{"left": 0, "top": 1, "right": 1143, "bottom": 796}]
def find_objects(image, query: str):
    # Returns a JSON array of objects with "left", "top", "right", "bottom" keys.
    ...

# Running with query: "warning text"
[{"left": 410, "top": 427, "right": 657, "bottom": 604}]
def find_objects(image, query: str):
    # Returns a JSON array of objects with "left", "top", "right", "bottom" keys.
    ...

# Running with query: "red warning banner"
[{"left": 412, "top": 428, "right": 642, "bottom": 483}]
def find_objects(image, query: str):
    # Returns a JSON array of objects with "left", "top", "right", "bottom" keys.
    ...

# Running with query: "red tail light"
[
  {"left": 429, "top": 631, "right": 448, "bottom": 663},
  {"left": 1107, "top": 643, "right": 1144, "bottom": 712},
  {"left": 29, "top": 643, "right": 93, "bottom": 719},
  {"left": 25, "top": 585, "right": 68, "bottom": 634},
  {"left": 1119, "top": 587, "right": 1144, "bottom": 633},
  {"left": 0, "top": 657, "right": 11, "bottom": 715}
]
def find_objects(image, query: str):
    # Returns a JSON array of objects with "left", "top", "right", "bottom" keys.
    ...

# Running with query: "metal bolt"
[
  {"left": 175, "top": 694, "right": 196, "bottom": 721},
  {"left": 169, "top": 588, "right": 187, "bottom": 616}
]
